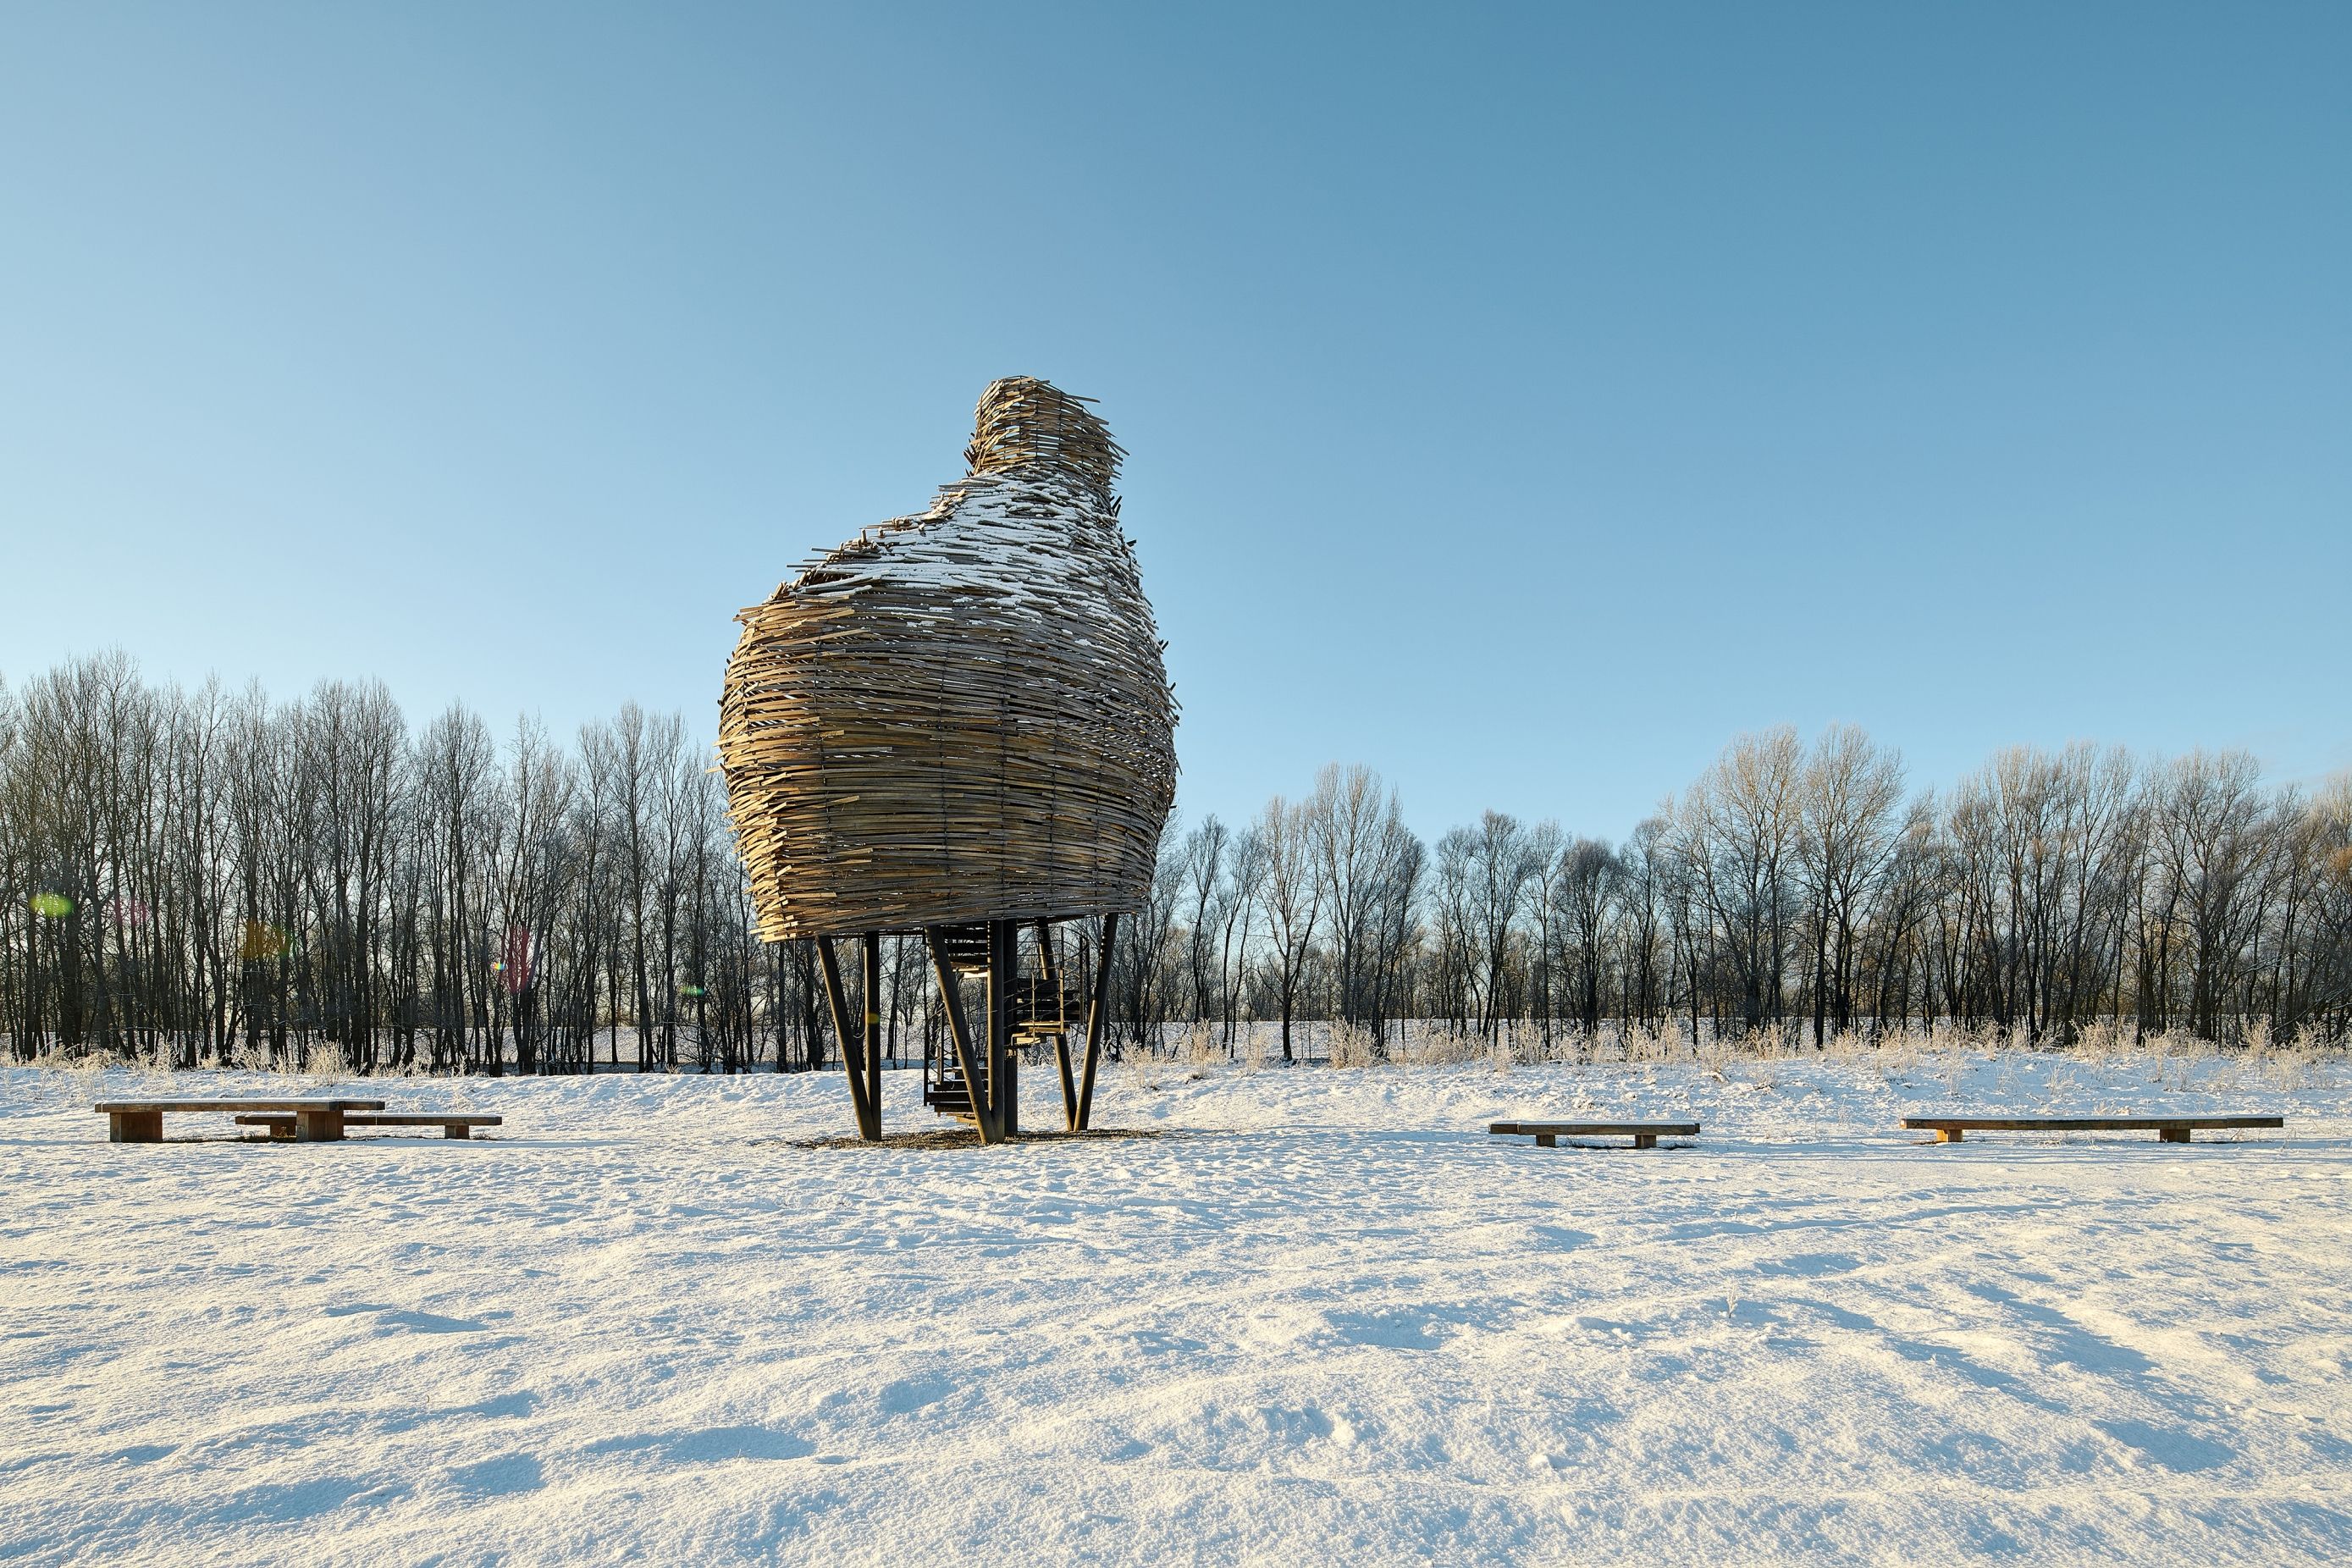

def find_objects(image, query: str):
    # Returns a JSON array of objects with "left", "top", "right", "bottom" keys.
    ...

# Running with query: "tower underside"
[{"left": 816, "top": 914, "right": 1120, "bottom": 1146}]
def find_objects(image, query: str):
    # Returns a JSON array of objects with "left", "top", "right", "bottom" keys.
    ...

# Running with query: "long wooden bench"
[
  {"left": 93, "top": 1098, "right": 387, "bottom": 1143},
  {"left": 1491, "top": 1120, "right": 1700, "bottom": 1150},
  {"left": 235, "top": 1112, "right": 501, "bottom": 1140},
  {"left": 1903, "top": 1115, "right": 2285, "bottom": 1145}
]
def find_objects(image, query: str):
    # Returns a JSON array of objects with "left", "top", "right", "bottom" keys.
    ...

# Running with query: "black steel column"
[
  {"left": 988, "top": 918, "right": 1018, "bottom": 1139},
  {"left": 1039, "top": 919, "right": 1079, "bottom": 1129},
  {"left": 816, "top": 935, "right": 879, "bottom": 1141},
  {"left": 1074, "top": 911, "right": 1118, "bottom": 1132},
  {"left": 861, "top": 930, "right": 884, "bottom": 1140}
]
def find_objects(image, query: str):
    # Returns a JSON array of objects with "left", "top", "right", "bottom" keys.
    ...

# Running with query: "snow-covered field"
[{"left": 4, "top": 1051, "right": 2349, "bottom": 1565}]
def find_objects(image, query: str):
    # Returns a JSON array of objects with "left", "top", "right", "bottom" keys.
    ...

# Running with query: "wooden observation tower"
[{"left": 717, "top": 378, "right": 1178, "bottom": 1142}]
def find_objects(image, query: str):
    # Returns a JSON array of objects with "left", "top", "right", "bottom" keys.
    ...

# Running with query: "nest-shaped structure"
[{"left": 719, "top": 377, "right": 1178, "bottom": 941}]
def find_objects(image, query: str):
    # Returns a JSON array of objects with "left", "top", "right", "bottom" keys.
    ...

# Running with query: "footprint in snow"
[
  {"left": 2095, "top": 1418, "right": 2235, "bottom": 1473},
  {"left": 443, "top": 1453, "right": 546, "bottom": 1497},
  {"left": 324, "top": 1303, "right": 496, "bottom": 1334},
  {"left": 587, "top": 1427, "right": 811, "bottom": 1463},
  {"left": 878, "top": 1374, "right": 954, "bottom": 1414}
]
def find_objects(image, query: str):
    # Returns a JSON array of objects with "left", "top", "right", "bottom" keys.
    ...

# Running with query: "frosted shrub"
[
  {"left": 1124, "top": 1041, "right": 1162, "bottom": 1095},
  {"left": 1693, "top": 1025, "right": 1734, "bottom": 1074},
  {"left": 2205, "top": 1052, "right": 2245, "bottom": 1095},
  {"left": 1327, "top": 1022, "right": 1379, "bottom": 1070},
  {"left": 1933, "top": 1051, "right": 1969, "bottom": 1099},
  {"left": 1399, "top": 1024, "right": 1471, "bottom": 1067},
  {"left": 1237, "top": 1024, "right": 1267, "bottom": 1076},
  {"left": 2073, "top": 1017, "right": 2129, "bottom": 1064},
  {"left": 1822, "top": 1028, "right": 1871, "bottom": 1063},
  {"left": 1181, "top": 1024, "right": 1218, "bottom": 1078},
  {"left": 1645, "top": 1019, "right": 1696, "bottom": 1065},
  {"left": 2276, "top": 1026, "right": 2328, "bottom": 1088},
  {"left": 304, "top": 1041, "right": 352, "bottom": 1079},
  {"left": 1485, "top": 1030, "right": 1514, "bottom": 1075},
  {"left": 41, "top": 1041, "right": 109, "bottom": 1085},
  {"left": 2143, "top": 1030, "right": 2203, "bottom": 1090},
  {"left": 2242, "top": 1017, "right": 2273, "bottom": 1058},
  {"left": 1874, "top": 1030, "right": 1922, "bottom": 1074}
]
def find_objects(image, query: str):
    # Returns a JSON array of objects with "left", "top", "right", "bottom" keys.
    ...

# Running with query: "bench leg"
[
  {"left": 294, "top": 1109, "right": 345, "bottom": 1142},
  {"left": 444, "top": 1124, "right": 471, "bottom": 1139},
  {"left": 2160, "top": 1127, "right": 2191, "bottom": 1144},
  {"left": 1633, "top": 1134, "right": 1657, "bottom": 1150},
  {"left": 1534, "top": 1134, "right": 1556, "bottom": 1148},
  {"left": 1936, "top": 1128, "right": 1964, "bottom": 1143},
  {"left": 109, "top": 1111, "right": 163, "bottom": 1144}
]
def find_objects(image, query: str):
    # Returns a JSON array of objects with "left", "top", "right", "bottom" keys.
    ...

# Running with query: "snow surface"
[{"left": 4, "top": 1052, "right": 2349, "bottom": 1565}]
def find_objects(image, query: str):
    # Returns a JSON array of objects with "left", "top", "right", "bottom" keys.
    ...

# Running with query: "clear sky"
[{"left": 3, "top": 3, "right": 2346, "bottom": 842}]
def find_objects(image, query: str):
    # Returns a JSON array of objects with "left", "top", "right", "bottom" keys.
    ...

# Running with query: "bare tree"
[
  {"left": 1796, "top": 725, "right": 1904, "bottom": 1045},
  {"left": 1259, "top": 795, "right": 1324, "bottom": 1063}
]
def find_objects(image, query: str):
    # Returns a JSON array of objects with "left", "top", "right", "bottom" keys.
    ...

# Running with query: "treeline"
[
  {"left": 0, "top": 654, "right": 789, "bottom": 1071},
  {"left": 1124, "top": 734, "right": 2352, "bottom": 1056},
  {"left": 4, "top": 654, "right": 2347, "bottom": 1074}
]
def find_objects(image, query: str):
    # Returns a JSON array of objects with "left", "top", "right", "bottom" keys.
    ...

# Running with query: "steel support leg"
[
  {"left": 989, "top": 919, "right": 1018, "bottom": 1140},
  {"left": 863, "top": 931, "right": 884, "bottom": 1140},
  {"left": 1074, "top": 912, "right": 1118, "bottom": 1133},
  {"left": 1039, "top": 920, "right": 1079, "bottom": 1130},
  {"left": 817, "top": 936, "right": 880, "bottom": 1141}
]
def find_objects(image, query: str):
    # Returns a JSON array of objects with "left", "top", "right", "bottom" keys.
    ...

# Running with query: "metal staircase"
[{"left": 922, "top": 925, "right": 1090, "bottom": 1121}]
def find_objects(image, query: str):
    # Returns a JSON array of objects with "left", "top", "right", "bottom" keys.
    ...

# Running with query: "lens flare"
[
  {"left": 240, "top": 921, "right": 291, "bottom": 961},
  {"left": 30, "top": 892, "right": 72, "bottom": 919},
  {"left": 501, "top": 925, "right": 533, "bottom": 993}
]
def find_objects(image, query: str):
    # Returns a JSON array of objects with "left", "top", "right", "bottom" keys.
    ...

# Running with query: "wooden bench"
[
  {"left": 93, "top": 1098, "right": 387, "bottom": 1143},
  {"left": 1903, "top": 1115, "right": 2285, "bottom": 1145},
  {"left": 1491, "top": 1120, "right": 1700, "bottom": 1150},
  {"left": 235, "top": 1112, "right": 501, "bottom": 1140}
]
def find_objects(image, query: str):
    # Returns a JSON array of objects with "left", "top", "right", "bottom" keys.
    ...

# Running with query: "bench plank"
[
  {"left": 94, "top": 1099, "right": 388, "bottom": 1113},
  {"left": 237, "top": 1113, "right": 500, "bottom": 1140},
  {"left": 1492, "top": 1120, "right": 1700, "bottom": 1150},
  {"left": 1902, "top": 1115, "right": 2284, "bottom": 1144}
]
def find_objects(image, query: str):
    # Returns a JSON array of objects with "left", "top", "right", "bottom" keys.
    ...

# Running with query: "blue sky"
[{"left": 3, "top": 3, "right": 2346, "bottom": 841}]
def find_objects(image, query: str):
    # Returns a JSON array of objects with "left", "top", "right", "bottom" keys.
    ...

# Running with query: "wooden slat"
[
  {"left": 94, "top": 1099, "right": 388, "bottom": 1113},
  {"left": 1490, "top": 1121, "right": 1701, "bottom": 1136},
  {"left": 1901, "top": 1117, "right": 2283, "bottom": 1131},
  {"left": 235, "top": 1113, "right": 500, "bottom": 1127}
]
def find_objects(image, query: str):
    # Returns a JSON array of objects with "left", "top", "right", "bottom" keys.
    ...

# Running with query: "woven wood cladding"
[{"left": 718, "top": 378, "right": 1179, "bottom": 941}]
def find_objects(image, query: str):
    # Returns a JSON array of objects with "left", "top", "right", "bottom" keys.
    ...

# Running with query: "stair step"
[
  {"left": 1010, "top": 984, "right": 1084, "bottom": 1024},
  {"left": 936, "top": 923, "right": 991, "bottom": 976}
]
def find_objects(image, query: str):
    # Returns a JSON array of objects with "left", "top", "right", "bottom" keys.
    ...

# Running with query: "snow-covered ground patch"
[{"left": 3, "top": 1053, "right": 2349, "bottom": 1565}]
